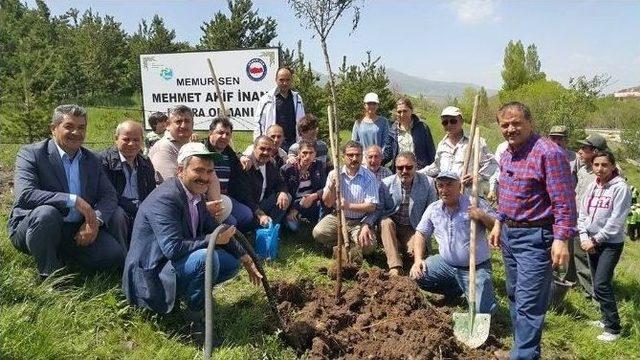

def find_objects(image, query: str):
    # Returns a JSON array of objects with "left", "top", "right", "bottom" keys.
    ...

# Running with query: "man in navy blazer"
[
  {"left": 8, "top": 104, "right": 126, "bottom": 278},
  {"left": 379, "top": 152, "right": 438, "bottom": 275},
  {"left": 122, "top": 142, "right": 262, "bottom": 318}
]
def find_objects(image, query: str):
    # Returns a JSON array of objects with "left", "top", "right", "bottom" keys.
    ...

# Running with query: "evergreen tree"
[
  {"left": 72, "top": 10, "right": 130, "bottom": 100},
  {"left": 291, "top": 40, "right": 325, "bottom": 120},
  {"left": 525, "top": 44, "right": 545, "bottom": 82},
  {"left": 501, "top": 40, "right": 528, "bottom": 92},
  {"left": 198, "top": 0, "right": 277, "bottom": 50},
  {"left": 335, "top": 52, "right": 394, "bottom": 130},
  {"left": 127, "top": 15, "right": 190, "bottom": 91},
  {"left": 0, "top": 0, "right": 66, "bottom": 142},
  {"left": 476, "top": 86, "right": 491, "bottom": 125}
]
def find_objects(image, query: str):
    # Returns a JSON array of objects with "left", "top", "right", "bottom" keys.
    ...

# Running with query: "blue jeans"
[
  {"left": 501, "top": 226, "right": 553, "bottom": 360},
  {"left": 286, "top": 201, "right": 321, "bottom": 232},
  {"left": 415, "top": 254, "right": 496, "bottom": 314},
  {"left": 589, "top": 242, "right": 624, "bottom": 334},
  {"left": 173, "top": 248, "right": 240, "bottom": 311},
  {"left": 225, "top": 197, "right": 255, "bottom": 233}
]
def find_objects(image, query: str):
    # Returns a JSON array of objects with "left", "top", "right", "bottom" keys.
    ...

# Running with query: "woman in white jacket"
[{"left": 577, "top": 149, "right": 631, "bottom": 342}]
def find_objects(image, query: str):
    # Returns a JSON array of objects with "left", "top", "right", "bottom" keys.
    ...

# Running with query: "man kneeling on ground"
[
  {"left": 312, "top": 140, "right": 379, "bottom": 260},
  {"left": 379, "top": 152, "right": 437, "bottom": 276},
  {"left": 409, "top": 171, "right": 497, "bottom": 314},
  {"left": 122, "top": 142, "right": 262, "bottom": 326}
]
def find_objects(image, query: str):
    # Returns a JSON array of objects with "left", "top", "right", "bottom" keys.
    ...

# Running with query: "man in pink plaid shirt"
[{"left": 489, "top": 102, "right": 577, "bottom": 360}]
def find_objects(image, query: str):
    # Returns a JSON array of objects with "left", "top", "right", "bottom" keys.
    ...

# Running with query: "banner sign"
[{"left": 140, "top": 48, "right": 279, "bottom": 131}]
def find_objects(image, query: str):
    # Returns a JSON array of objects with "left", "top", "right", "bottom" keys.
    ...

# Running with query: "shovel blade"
[{"left": 452, "top": 312, "right": 491, "bottom": 349}]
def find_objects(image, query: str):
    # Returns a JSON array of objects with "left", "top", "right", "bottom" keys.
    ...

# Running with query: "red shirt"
[{"left": 498, "top": 133, "right": 577, "bottom": 240}]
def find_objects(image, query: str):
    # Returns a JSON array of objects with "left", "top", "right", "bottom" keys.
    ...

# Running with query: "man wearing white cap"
[
  {"left": 420, "top": 106, "right": 496, "bottom": 194},
  {"left": 352, "top": 92, "right": 390, "bottom": 150},
  {"left": 123, "top": 142, "right": 262, "bottom": 325},
  {"left": 409, "top": 171, "right": 497, "bottom": 314}
]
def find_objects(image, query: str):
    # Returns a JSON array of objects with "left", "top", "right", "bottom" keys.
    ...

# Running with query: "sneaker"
[
  {"left": 588, "top": 320, "right": 605, "bottom": 329},
  {"left": 597, "top": 331, "right": 620, "bottom": 342}
]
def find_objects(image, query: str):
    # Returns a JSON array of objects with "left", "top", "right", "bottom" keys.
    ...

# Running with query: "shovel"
[
  {"left": 204, "top": 226, "right": 285, "bottom": 360},
  {"left": 453, "top": 128, "right": 491, "bottom": 348}
]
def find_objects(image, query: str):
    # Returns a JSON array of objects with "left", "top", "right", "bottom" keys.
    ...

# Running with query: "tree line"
[
  {"left": 0, "top": 0, "right": 394, "bottom": 143},
  {"left": 2, "top": 0, "right": 638, "bottom": 160}
]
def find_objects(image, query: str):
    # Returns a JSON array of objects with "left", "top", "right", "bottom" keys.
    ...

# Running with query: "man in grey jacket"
[
  {"left": 253, "top": 67, "right": 305, "bottom": 151},
  {"left": 379, "top": 152, "right": 437, "bottom": 275},
  {"left": 9, "top": 104, "right": 126, "bottom": 279}
]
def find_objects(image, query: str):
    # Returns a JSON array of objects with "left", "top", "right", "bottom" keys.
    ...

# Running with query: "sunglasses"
[
  {"left": 396, "top": 165, "right": 414, "bottom": 172},
  {"left": 441, "top": 118, "right": 458, "bottom": 126},
  {"left": 396, "top": 109, "right": 409, "bottom": 114}
]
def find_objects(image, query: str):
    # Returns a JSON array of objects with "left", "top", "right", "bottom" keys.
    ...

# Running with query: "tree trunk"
[{"left": 320, "top": 38, "right": 345, "bottom": 299}]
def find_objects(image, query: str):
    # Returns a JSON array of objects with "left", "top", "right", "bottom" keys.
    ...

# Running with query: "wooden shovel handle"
[
  {"left": 460, "top": 95, "right": 480, "bottom": 193},
  {"left": 468, "top": 128, "right": 481, "bottom": 309}
]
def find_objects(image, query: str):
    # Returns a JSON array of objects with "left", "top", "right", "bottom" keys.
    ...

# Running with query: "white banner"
[{"left": 140, "top": 48, "right": 279, "bottom": 131}]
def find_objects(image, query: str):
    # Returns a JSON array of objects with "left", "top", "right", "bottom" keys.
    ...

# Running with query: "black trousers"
[{"left": 589, "top": 242, "right": 624, "bottom": 334}]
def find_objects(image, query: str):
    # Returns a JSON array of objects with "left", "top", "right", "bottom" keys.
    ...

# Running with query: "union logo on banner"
[
  {"left": 160, "top": 67, "right": 173, "bottom": 81},
  {"left": 246, "top": 58, "right": 267, "bottom": 81}
]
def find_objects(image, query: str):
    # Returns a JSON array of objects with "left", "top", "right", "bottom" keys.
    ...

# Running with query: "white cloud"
[{"left": 451, "top": 0, "right": 500, "bottom": 25}]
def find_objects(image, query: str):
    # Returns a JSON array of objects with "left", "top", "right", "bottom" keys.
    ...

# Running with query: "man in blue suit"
[
  {"left": 8, "top": 104, "right": 126, "bottom": 279},
  {"left": 122, "top": 142, "right": 262, "bottom": 320},
  {"left": 379, "top": 152, "right": 438, "bottom": 276}
]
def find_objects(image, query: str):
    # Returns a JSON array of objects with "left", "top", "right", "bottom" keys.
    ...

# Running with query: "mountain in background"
[
  {"left": 315, "top": 68, "right": 497, "bottom": 103},
  {"left": 386, "top": 68, "right": 497, "bottom": 101}
]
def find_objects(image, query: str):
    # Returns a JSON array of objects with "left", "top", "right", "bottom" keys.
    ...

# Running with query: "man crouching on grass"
[
  {"left": 122, "top": 142, "right": 262, "bottom": 338},
  {"left": 409, "top": 171, "right": 497, "bottom": 314}
]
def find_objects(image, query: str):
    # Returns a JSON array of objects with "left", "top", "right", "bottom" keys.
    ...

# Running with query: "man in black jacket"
[
  {"left": 203, "top": 117, "right": 254, "bottom": 232},
  {"left": 244, "top": 136, "right": 291, "bottom": 227},
  {"left": 100, "top": 120, "right": 156, "bottom": 248}
]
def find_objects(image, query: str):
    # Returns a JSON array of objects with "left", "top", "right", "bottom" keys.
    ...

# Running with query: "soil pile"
[{"left": 274, "top": 267, "right": 503, "bottom": 359}]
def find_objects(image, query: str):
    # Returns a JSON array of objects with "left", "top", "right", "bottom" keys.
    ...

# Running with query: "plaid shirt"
[
  {"left": 498, "top": 133, "right": 577, "bottom": 241},
  {"left": 369, "top": 165, "right": 393, "bottom": 184}
]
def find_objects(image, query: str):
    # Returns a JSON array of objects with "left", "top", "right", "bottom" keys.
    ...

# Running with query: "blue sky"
[{"left": 30, "top": 0, "right": 640, "bottom": 92}]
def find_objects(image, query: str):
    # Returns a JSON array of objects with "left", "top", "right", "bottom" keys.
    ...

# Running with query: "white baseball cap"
[
  {"left": 177, "top": 142, "right": 222, "bottom": 164},
  {"left": 440, "top": 106, "right": 462, "bottom": 117},
  {"left": 363, "top": 92, "right": 379, "bottom": 104}
]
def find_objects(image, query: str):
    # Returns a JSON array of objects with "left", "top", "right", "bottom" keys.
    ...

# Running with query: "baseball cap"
[
  {"left": 436, "top": 171, "right": 460, "bottom": 181},
  {"left": 363, "top": 92, "right": 379, "bottom": 104},
  {"left": 549, "top": 125, "right": 568, "bottom": 137},
  {"left": 441, "top": 106, "right": 462, "bottom": 117},
  {"left": 177, "top": 142, "right": 222, "bottom": 164},
  {"left": 577, "top": 134, "right": 608, "bottom": 150}
]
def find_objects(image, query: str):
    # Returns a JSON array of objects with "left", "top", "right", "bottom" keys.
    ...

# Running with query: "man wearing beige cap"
[
  {"left": 420, "top": 106, "right": 496, "bottom": 194},
  {"left": 548, "top": 125, "right": 579, "bottom": 185}
]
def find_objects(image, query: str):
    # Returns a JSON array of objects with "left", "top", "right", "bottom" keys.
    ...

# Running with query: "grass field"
[{"left": 1, "top": 105, "right": 639, "bottom": 359}]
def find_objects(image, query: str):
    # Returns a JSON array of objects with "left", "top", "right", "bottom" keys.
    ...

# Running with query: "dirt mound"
[{"left": 274, "top": 267, "right": 503, "bottom": 359}]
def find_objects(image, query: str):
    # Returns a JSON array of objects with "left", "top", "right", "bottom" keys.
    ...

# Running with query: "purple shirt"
[{"left": 498, "top": 133, "right": 577, "bottom": 241}]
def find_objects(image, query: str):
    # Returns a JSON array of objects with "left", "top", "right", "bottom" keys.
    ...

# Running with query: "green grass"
[{"left": 1, "top": 104, "right": 639, "bottom": 359}]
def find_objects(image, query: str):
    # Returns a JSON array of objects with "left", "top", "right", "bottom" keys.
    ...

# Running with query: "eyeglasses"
[
  {"left": 396, "top": 109, "right": 409, "bottom": 114},
  {"left": 441, "top": 118, "right": 458, "bottom": 126},
  {"left": 396, "top": 165, "right": 414, "bottom": 171},
  {"left": 345, "top": 153, "right": 362, "bottom": 158}
]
